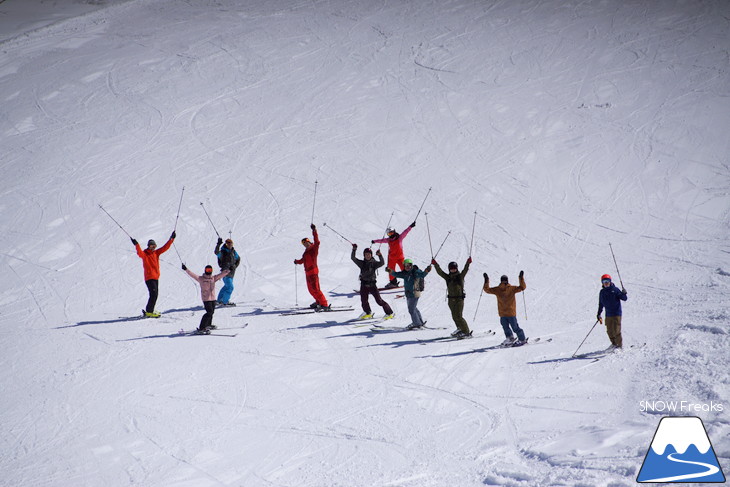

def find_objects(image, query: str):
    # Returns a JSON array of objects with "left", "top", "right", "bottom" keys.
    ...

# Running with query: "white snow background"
[{"left": 1, "top": 0, "right": 729, "bottom": 486}]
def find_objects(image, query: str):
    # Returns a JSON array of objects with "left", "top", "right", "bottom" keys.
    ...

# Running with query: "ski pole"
[
  {"left": 425, "top": 212, "right": 434, "bottom": 258},
  {"left": 322, "top": 222, "right": 353, "bottom": 245},
  {"left": 472, "top": 287, "right": 484, "bottom": 321},
  {"left": 99, "top": 204, "right": 132, "bottom": 238},
  {"left": 413, "top": 187, "right": 432, "bottom": 222},
  {"left": 172, "top": 242, "right": 184, "bottom": 264},
  {"left": 572, "top": 320, "right": 600, "bottom": 357},
  {"left": 377, "top": 212, "right": 395, "bottom": 251},
  {"left": 522, "top": 291, "right": 528, "bottom": 320},
  {"left": 609, "top": 242, "right": 625, "bottom": 289},
  {"left": 174, "top": 186, "right": 185, "bottom": 232},
  {"left": 469, "top": 210, "right": 477, "bottom": 256},
  {"left": 294, "top": 263, "right": 299, "bottom": 307},
  {"left": 310, "top": 180, "right": 318, "bottom": 225},
  {"left": 433, "top": 231, "right": 451, "bottom": 260},
  {"left": 200, "top": 202, "right": 221, "bottom": 238}
]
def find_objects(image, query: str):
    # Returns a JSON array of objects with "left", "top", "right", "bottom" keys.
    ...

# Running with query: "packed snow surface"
[{"left": 1, "top": 0, "right": 729, "bottom": 486}]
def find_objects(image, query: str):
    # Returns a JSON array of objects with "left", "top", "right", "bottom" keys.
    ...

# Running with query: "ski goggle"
[{"left": 602, "top": 279, "right": 611, "bottom": 285}]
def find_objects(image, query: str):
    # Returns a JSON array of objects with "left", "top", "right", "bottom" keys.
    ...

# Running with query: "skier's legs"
[
  {"left": 448, "top": 298, "right": 469, "bottom": 334},
  {"left": 145, "top": 279, "right": 159, "bottom": 313},
  {"left": 306, "top": 273, "right": 328, "bottom": 307},
  {"left": 505, "top": 316, "right": 525, "bottom": 341},
  {"left": 406, "top": 295, "right": 423, "bottom": 325},
  {"left": 200, "top": 300, "right": 216, "bottom": 329},
  {"left": 605, "top": 316, "right": 622, "bottom": 347},
  {"left": 371, "top": 288, "right": 393, "bottom": 315},
  {"left": 360, "top": 285, "right": 373, "bottom": 314},
  {"left": 499, "top": 316, "right": 513, "bottom": 338},
  {"left": 217, "top": 275, "right": 234, "bottom": 303}
]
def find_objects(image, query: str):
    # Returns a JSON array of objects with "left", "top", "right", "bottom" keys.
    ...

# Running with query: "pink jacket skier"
[{"left": 183, "top": 264, "right": 229, "bottom": 333}]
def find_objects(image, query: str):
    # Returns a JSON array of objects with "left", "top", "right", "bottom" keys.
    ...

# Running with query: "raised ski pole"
[
  {"left": 609, "top": 242, "right": 625, "bottom": 289},
  {"left": 413, "top": 187, "right": 432, "bottom": 222},
  {"left": 310, "top": 180, "right": 318, "bottom": 225},
  {"left": 522, "top": 291, "right": 528, "bottom": 320},
  {"left": 469, "top": 210, "right": 477, "bottom": 256},
  {"left": 200, "top": 202, "right": 221, "bottom": 238},
  {"left": 322, "top": 222, "right": 353, "bottom": 245},
  {"left": 425, "top": 212, "right": 435, "bottom": 258},
  {"left": 432, "top": 231, "right": 451, "bottom": 260},
  {"left": 377, "top": 211, "right": 395, "bottom": 251},
  {"left": 572, "top": 320, "right": 600, "bottom": 357},
  {"left": 174, "top": 186, "right": 185, "bottom": 232},
  {"left": 99, "top": 204, "right": 132, "bottom": 238}
]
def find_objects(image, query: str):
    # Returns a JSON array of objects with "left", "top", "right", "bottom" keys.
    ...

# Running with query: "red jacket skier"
[
  {"left": 371, "top": 222, "right": 415, "bottom": 288},
  {"left": 294, "top": 224, "right": 329, "bottom": 310}
]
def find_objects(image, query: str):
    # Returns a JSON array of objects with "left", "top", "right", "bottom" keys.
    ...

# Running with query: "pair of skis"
[
  {"left": 278, "top": 305, "right": 354, "bottom": 316},
  {"left": 178, "top": 323, "right": 249, "bottom": 337}
]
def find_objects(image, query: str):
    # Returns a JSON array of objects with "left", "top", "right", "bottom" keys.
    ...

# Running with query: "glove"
[
  {"left": 483, "top": 272, "right": 489, "bottom": 282},
  {"left": 310, "top": 223, "right": 316, "bottom": 230},
  {"left": 621, "top": 288, "right": 627, "bottom": 294},
  {"left": 410, "top": 221, "right": 416, "bottom": 228},
  {"left": 431, "top": 258, "right": 437, "bottom": 265},
  {"left": 425, "top": 265, "right": 432, "bottom": 272},
  {"left": 131, "top": 238, "right": 138, "bottom": 246},
  {"left": 519, "top": 270, "right": 524, "bottom": 279},
  {"left": 597, "top": 314, "right": 603, "bottom": 324},
  {"left": 371, "top": 240, "right": 375, "bottom": 244},
  {"left": 467, "top": 257, "right": 472, "bottom": 264},
  {"left": 385, "top": 267, "right": 391, "bottom": 273},
  {"left": 376, "top": 249, "right": 382, "bottom": 256},
  {"left": 293, "top": 260, "right": 298, "bottom": 265},
  {"left": 181, "top": 263, "right": 187, "bottom": 270},
  {"left": 217, "top": 237, "right": 223, "bottom": 245},
  {"left": 352, "top": 243, "right": 357, "bottom": 249},
  {"left": 170, "top": 231, "right": 176, "bottom": 239}
]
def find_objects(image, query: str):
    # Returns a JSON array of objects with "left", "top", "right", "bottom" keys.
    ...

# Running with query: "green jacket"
[{"left": 433, "top": 260, "right": 470, "bottom": 299}]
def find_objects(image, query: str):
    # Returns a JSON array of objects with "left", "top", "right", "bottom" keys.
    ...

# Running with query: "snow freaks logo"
[{"left": 637, "top": 416, "right": 726, "bottom": 483}]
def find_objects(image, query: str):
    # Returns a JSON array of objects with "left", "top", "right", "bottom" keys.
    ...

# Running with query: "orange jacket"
[
  {"left": 135, "top": 238, "right": 174, "bottom": 281},
  {"left": 484, "top": 276, "right": 526, "bottom": 317}
]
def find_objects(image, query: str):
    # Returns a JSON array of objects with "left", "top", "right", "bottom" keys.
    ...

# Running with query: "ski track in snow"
[{"left": 1, "top": 0, "right": 729, "bottom": 486}]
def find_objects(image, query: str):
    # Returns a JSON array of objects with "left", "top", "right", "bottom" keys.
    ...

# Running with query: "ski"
[
  {"left": 141, "top": 309, "right": 161, "bottom": 318},
  {"left": 279, "top": 307, "right": 354, "bottom": 316},
  {"left": 371, "top": 322, "right": 448, "bottom": 332},
  {"left": 419, "top": 330, "right": 494, "bottom": 342},
  {"left": 178, "top": 329, "right": 238, "bottom": 337},
  {"left": 352, "top": 286, "right": 403, "bottom": 294},
  {"left": 216, "top": 302, "right": 237, "bottom": 307},
  {"left": 214, "top": 323, "right": 249, "bottom": 331}
]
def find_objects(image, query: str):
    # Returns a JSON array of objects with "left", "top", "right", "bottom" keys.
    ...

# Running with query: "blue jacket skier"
[
  {"left": 387, "top": 259, "right": 431, "bottom": 329},
  {"left": 215, "top": 238, "right": 241, "bottom": 305},
  {"left": 597, "top": 274, "right": 627, "bottom": 348}
]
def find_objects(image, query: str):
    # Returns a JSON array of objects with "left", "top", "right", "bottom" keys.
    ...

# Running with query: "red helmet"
[{"left": 601, "top": 274, "right": 611, "bottom": 281}]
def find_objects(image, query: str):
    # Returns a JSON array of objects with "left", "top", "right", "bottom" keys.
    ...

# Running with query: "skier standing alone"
[
  {"left": 182, "top": 263, "right": 229, "bottom": 334},
  {"left": 294, "top": 224, "right": 329, "bottom": 310},
  {"left": 132, "top": 231, "right": 175, "bottom": 318},
  {"left": 371, "top": 222, "right": 415, "bottom": 289},
  {"left": 214, "top": 237, "right": 240, "bottom": 306},
  {"left": 596, "top": 274, "right": 627, "bottom": 349},
  {"left": 387, "top": 258, "right": 430, "bottom": 329},
  {"left": 352, "top": 245, "right": 394, "bottom": 320},
  {"left": 432, "top": 258, "right": 472, "bottom": 338},
  {"left": 484, "top": 272, "right": 527, "bottom": 345}
]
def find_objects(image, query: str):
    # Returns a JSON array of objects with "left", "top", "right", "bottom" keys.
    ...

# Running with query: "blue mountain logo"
[{"left": 637, "top": 416, "right": 726, "bottom": 483}]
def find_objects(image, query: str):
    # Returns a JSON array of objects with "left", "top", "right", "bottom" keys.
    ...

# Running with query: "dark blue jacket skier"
[{"left": 597, "top": 278, "right": 627, "bottom": 318}]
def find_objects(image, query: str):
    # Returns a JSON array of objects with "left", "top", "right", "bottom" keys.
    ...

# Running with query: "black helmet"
[{"left": 448, "top": 261, "right": 458, "bottom": 270}]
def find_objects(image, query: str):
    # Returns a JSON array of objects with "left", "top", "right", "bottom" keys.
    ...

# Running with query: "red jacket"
[
  {"left": 295, "top": 228, "right": 320, "bottom": 275},
  {"left": 135, "top": 238, "right": 174, "bottom": 281}
]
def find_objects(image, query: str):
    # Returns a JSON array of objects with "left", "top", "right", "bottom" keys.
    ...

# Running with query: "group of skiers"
[{"left": 129, "top": 220, "right": 628, "bottom": 346}]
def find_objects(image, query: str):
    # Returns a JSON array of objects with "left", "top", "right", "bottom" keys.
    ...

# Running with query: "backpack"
[{"left": 413, "top": 265, "right": 425, "bottom": 295}]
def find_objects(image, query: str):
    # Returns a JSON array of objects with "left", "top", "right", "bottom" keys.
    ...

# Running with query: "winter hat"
[
  {"left": 500, "top": 275, "right": 509, "bottom": 282},
  {"left": 448, "top": 261, "right": 458, "bottom": 270},
  {"left": 147, "top": 239, "right": 156, "bottom": 247}
]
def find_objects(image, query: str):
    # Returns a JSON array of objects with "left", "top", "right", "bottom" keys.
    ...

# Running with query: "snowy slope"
[{"left": 1, "top": 0, "right": 729, "bottom": 486}]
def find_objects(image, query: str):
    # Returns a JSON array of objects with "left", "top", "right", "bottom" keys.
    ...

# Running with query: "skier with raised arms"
[
  {"left": 294, "top": 224, "right": 330, "bottom": 311},
  {"left": 432, "top": 257, "right": 472, "bottom": 338},
  {"left": 371, "top": 222, "right": 415, "bottom": 289},
  {"left": 132, "top": 231, "right": 175, "bottom": 318}
]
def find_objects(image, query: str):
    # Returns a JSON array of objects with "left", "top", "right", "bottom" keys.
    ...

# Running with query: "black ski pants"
[
  {"left": 199, "top": 300, "right": 216, "bottom": 330},
  {"left": 145, "top": 279, "right": 159, "bottom": 313},
  {"left": 360, "top": 284, "right": 393, "bottom": 315}
]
